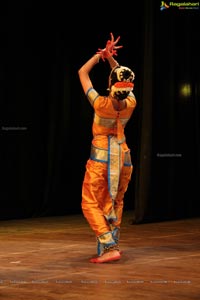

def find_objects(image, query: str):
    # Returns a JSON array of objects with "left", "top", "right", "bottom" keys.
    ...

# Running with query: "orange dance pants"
[{"left": 81, "top": 159, "right": 133, "bottom": 238}]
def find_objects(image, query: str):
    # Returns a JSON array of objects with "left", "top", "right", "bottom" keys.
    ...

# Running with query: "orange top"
[{"left": 86, "top": 88, "right": 136, "bottom": 150}]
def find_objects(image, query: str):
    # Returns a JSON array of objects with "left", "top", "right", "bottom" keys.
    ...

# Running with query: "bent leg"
[{"left": 81, "top": 159, "right": 111, "bottom": 236}]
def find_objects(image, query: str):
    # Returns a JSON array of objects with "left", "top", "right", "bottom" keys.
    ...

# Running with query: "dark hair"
[
  {"left": 114, "top": 91, "right": 130, "bottom": 101},
  {"left": 110, "top": 66, "right": 135, "bottom": 87}
]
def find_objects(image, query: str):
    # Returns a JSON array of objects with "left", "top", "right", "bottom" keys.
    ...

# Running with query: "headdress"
[{"left": 109, "top": 66, "right": 135, "bottom": 100}]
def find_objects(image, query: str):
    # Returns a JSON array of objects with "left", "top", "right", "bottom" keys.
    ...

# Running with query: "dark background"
[{"left": 0, "top": 1, "right": 199, "bottom": 222}]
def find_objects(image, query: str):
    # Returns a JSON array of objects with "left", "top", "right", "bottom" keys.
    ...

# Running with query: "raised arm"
[
  {"left": 78, "top": 33, "right": 123, "bottom": 95},
  {"left": 78, "top": 54, "right": 100, "bottom": 95}
]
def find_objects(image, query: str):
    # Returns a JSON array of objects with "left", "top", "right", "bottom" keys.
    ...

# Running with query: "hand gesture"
[{"left": 97, "top": 32, "right": 123, "bottom": 61}]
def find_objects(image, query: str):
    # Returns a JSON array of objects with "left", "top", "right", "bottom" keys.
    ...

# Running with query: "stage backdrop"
[{"left": 0, "top": 1, "right": 199, "bottom": 221}]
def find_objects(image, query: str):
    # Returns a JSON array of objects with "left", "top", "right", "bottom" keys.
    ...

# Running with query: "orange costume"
[{"left": 82, "top": 87, "right": 137, "bottom": 256}]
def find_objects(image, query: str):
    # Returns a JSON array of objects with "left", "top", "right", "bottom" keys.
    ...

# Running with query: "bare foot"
[{"left": 90, "top": 250, "right": 121, "bottom": 263}]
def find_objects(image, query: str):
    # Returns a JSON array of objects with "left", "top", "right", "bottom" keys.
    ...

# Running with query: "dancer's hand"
[{"left": 96, "top": 32, "right": 123, "bottom": 61}]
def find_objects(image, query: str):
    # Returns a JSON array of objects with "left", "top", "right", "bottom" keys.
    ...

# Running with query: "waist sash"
[{"left": 90, "top": 136, "right": 132, "bottom": 201}]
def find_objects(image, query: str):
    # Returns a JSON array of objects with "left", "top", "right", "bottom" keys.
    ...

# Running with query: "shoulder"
[
  {"left": 126, "top": 92, "right": 137, "bottom": 108},
  {"left": 86, "top": 88, "right": 100, "bottom": 106}
]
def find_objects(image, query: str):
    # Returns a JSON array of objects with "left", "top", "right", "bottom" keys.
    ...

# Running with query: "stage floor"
[{"left": 0, "top": 210, "right": 200, "bottom": 299}]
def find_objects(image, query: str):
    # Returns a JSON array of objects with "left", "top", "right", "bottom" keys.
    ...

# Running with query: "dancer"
[{"left": 78, "top": 33, "right": 137, "bottom": 263}]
